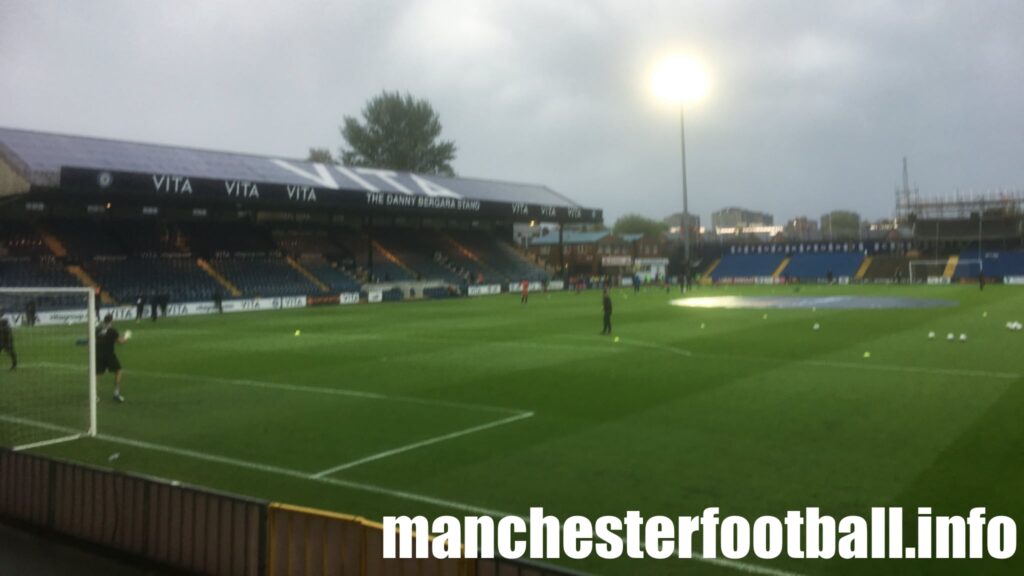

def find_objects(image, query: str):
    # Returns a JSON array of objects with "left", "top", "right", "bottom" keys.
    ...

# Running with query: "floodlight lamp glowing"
[{"left": 651, "top": 56, "right": 709, "bottom": 105}]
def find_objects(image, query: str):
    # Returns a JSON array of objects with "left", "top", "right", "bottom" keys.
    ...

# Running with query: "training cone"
[
  {"left": 294, "top": 329, "right": 301, "bottom": 336},
  {"left": 863, "top": 351, "right": 871, "bottom": 358}
]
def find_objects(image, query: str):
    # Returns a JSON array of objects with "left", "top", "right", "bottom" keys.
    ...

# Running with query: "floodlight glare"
[{"left": 651, "top": 56, "right": 710, "bottom": 105}]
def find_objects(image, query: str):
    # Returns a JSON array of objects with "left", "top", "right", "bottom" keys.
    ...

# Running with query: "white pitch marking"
[
  {"left": 29, "top": 362, "right": 527, "bottom": 415},
  {"left": 313, "top": 411, "right": 535, "bottom": 478},
  {"left": 12, "top": 434, "right": 83, "bottom": 452}
]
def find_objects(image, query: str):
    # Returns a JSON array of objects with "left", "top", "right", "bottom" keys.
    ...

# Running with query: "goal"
[
  {"left": 908, "top": 258, "right": 981, "bottom": 284},
  {"left": 0, "top": 287, "right": 97, "bottom": 451}
]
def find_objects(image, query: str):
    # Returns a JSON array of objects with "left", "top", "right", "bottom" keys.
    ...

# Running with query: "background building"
[{"left": 712, "top": 207, "right": 773, "bottom": 230}]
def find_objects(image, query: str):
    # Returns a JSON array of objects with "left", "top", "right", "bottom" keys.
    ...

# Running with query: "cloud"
[{"left": 2, "top": 0, "right": 1023, "bottom": 224}]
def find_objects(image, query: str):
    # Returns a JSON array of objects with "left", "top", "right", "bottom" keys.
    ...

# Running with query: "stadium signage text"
[
  {"left": 225, "top": 180, "right": 260, "bottom": 199},
  {"left": 366, "top": 192, "right": 481, "bottom": 212},
  {"left": 60, "top": 167, "right": 603, "bottom": 223},
  {"left": 1, "top": 297, "right": 309, "bottom": 328},
  {"left": 467, "top": 284, "right": 502, "bottom": 296},
  {"left": 152, "top": 174, "right": 193, "bottom": 194}
]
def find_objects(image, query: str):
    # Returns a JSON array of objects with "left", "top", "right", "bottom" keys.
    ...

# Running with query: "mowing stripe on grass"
[
  {"left": 313, "top": 411, "right": 535, "bottom": 477},
  {"left": 29, "top": 362, "right": 529, "bottom": 415},
  {"left": 2, "top": 413, "right": 806, "bottom": 576},
  {"left": 549, "top": 337, "right": 1020, "bottom": 381}
]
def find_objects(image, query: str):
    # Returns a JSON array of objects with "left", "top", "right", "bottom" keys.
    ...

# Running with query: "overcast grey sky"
[{"left": 2, "top": 0, "right": 1022, "bottom": 225}]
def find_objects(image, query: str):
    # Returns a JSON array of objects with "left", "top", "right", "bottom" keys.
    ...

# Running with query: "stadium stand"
[
  {"left": 210, "top": 256, "right": 320, "bottom": 297},
  {"left": 783, "top": 252, "right": 865, "bottom": 281},
  {"left": 0, "top": 222, "right": 52, "bottom": 257},
  {"left": 374, "top": 229, "right": 464, "bottom": 283},
  {"left": 0, "top": 259, "right": 84, "bottom": 309},
  {"left": 861, "top": 254, "right": 910, "bottom": 282},
  {"left": 84, "top": 257, "right": 222, "bottom": 303},
  {"left": 709, "top": 253, "right": 786, "bottom": 281},
  {"left": 953, "top": 250, "right": 1024, "bottom": 280},
  {"left": 0, "top": 259, "right": 79, "bottom": 288},
  {"left": 448, "top": 230, "right": 549, "bottom": 282},
  {"left": 305, "top": 261, "right": 362, "bottom": 293},
  {"left": 185, "top": 222, "right": 277, "bottom": 257},
  {"left": 47, "top": 220, "right": 125, "bottom": 259},
  {"left": 914, "top": 217, "right": 1021, "bottom": 241}
]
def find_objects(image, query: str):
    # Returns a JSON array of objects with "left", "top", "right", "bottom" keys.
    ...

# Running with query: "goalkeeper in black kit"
[
  {"left": 0, "top": 318, "right": 15, "bottom": 370},
  {"left": 96, "top": 314, "right": 130, "bottom": 403}
]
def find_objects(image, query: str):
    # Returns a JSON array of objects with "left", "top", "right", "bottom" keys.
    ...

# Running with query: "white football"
[
  {"left": 928, "top": 331, "right": 935, "bottom": 339},
  {"left": 959, "top": 333, "right": 967, "bottom": 342},
  {"left": 947, "top": 333, "right": 955, "bottom": 341},
  {"left": 813, "top": 323, "right": 820, "bottom": 331},
  {"left": 124, "top": 329, "right": 133, "bottom": 340}
]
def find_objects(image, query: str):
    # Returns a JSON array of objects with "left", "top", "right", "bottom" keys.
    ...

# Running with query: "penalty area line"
[
  {"left": 313, "top": 411, "right": 535, "bottom": 477},
  {"left": 28, "top": 362, "right": 528, "bottom": 415}
]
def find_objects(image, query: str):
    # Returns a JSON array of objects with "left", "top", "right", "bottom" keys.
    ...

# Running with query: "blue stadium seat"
[
  {"left": 784, "top": 252, "right": 864, "bottom": 280},
  {"left": 710, "top": 253, "right": 785, "bottom": 280}
]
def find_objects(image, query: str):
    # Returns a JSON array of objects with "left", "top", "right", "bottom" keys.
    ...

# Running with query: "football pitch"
[{"left": 7, "top": 284, "right": 1024, "bottom": 575}]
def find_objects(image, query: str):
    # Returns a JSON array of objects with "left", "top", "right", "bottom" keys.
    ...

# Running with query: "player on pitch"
[
  {"left": 96, "top": 314, "right": 130, "bottom": 403},
  {"left": 601, "top": 287, "right": 613, "bottom": 335},
  {"left": 0, "top": 317, "right": 16, "bottom": 370}
]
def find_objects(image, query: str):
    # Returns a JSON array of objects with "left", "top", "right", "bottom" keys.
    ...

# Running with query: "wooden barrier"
[
  {"left": 0, "top": 449, "right": 266, "bottom": 576},
  {"left": 267, "top": 503, "right": 475, "bottom": 576},
  {"left": 1, "top": 449, "right": 586, "bottom": 576}
]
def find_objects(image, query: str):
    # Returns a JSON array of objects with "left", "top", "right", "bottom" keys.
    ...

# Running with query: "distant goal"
[{"left": 908, "top": 258, "right": 981, "bottom": 284}]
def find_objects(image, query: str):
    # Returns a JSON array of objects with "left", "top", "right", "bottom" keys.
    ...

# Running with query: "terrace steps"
[
  {"left": 943, "top": 255, "right": 959, "bottom": 279},
  {"left": 444, "top": 234, "right": 504, "bottom": 280},
  {"left": 772, "top": 257, "right": 791, "bottom": 278},
  {"left": 37, "top": 227, "right": 68, "bottom": 258},
  {"left": 854, "top": 256, "right": 873, "bottom": 280},
  {"left": 371, "top": 241, "right": 417, "bottom": 277},
  {"left": 286, "top": 256, "right": 329, "bottom": 293},
  {"left": 67, "top": 265, "right": 116, "bottom": 304},
  {"left": 197, "top": 258, "right": 242, "bottom": 297},
  {"left": 700, "top": 258, "right": 721, "bottom": 284}
]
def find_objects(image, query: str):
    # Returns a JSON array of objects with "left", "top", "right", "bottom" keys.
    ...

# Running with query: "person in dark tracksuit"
[
  {"left": 135, "top": 294, "right": 146, "bottom": 322},
  {"left": 96, "top": 314, "right": 127, "bottom": 402},
  {"left": 0, "top": 318, "right": 16, "bottom": 370},
  {"left": 601, "top": 288, "right": 612, "bottom": 335}
]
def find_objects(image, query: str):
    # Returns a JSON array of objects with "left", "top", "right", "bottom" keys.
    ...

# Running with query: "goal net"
[
  {"left": 0, "top": 288, "right": 96, "bottom": 451},
  {"left": 909, "top": 258, "right": 982, "bottom": 284}
]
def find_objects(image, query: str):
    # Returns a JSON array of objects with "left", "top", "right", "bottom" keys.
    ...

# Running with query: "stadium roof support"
[
  {"left": 0, "top": 127, "right": 602, "bottom": 224},
  {"left": 897, "top": 189, "right": 1024, "bottom": 220}
]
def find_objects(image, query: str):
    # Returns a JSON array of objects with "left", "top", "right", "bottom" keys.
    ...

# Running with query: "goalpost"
[
  {"left": 908, "top": 259, "right": 981, "bottom": 284},
  {"left": 0, "top": 287, "right": 97, "bottom": 451}
]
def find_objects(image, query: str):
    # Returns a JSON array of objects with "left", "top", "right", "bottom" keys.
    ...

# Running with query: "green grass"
[{"left": 5, "top": 284, "right": 1024, "bottom": 575}]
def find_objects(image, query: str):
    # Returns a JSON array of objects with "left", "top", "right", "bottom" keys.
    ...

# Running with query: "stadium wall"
[{"left": 0, "top": 449, "right": 586, "bottom": 576}]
